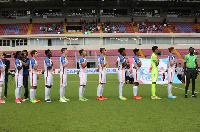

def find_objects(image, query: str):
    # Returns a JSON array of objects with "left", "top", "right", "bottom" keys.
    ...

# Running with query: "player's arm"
[
  {"left": 184, "top": 55, "right": 187, "bottom": 75},
  {"left": 80, "top": 58, "right": 87, "bottom": 68},
  {"left": 0, "top": 64, "right": 5, "bottom": 72},
  {"left": 21, "top": 59, "right": 29, "bottom": 67},
  {"left": 153, "top": 55, "right": 159, "bottom": 66},
  {"left": 33, "top": 61, "right": 38, "bottom": 70},
  {"left": 169, "top": 56, "right": 175, "bottom": 66},
  {"left": 61, "top": 57, "right": 69, "bottom": 67},
  {"left": 136, "top": 58, "right": 142, "bottom": 67},
  {"left": 100, "top": 56, "right": 107, "bottom": 67},
  {"left": 195, "top": 56, "right": 198, "bottom": 75},
  {"left": 15, "top": 60, "right": 23, "bottom": 70},
  {"left": 45, "top": 58, "right": 52, "bottom": 70}
]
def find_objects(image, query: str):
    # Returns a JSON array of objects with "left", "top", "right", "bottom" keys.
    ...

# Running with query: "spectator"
[{"left": 176, "top": 63, "right": 184, "bottom": 82}]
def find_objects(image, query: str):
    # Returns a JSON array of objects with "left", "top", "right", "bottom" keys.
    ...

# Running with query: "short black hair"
[
  {"left": 45, "top": 49, "right": 51, "bottom": 55},
  {"left": 79, "top": 49, "right": 84, "bottom": 55},
  {"left": 30, "top": 50, "right": 37, "bottom": 57},
  {"left": 61, "top": 48, "right": 67, "bottom": 53},
  {"left": 23, "top": 50, "right": 28, "bottom": 54},
  {"left": 152, "top": 46, "right": 158, "bottom": 52},
  {"left": 189, "top": 47, "right": 194, "bottom": 50},
  {"left": 178, "top": 63, "right": 181, "bottom": 65},
  {"left": 133, "top": 48, "right": 139, "bottom": 55},
  {"left": 14, "top": 51, "right": 21, "bottom": 59},
  {"left": 118, "top": 48, "right": 125, "bottom": 54},
  {"left": 3, "top": 52, "right": 7, "bottom": 56},
  {"left": 100, "top": 48, "right": 105, "bottom": 53}
]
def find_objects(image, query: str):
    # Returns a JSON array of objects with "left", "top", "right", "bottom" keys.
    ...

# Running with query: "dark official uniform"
[
  {"left": 22, "top": 57, "right": 29, "bottom": 99},
  {"left": 3, "top": 58, "right": 10, "bottom": 98}
]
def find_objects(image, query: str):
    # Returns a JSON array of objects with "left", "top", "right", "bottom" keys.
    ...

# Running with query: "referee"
[
  {"left": 184, "top": 47, "right": 198, "bottom": 98},
  {"left": 2, "top": 53, "right": 10, "bottom": 98}
]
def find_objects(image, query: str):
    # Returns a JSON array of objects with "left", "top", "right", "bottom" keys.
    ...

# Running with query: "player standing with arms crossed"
[
  {"left": 167, "top": 47, "right": 177, "bottom": 99},
  {"left": 184, "top": 47, "right": 198, "bottom": 98},
  {"left": 29, "top": 50, "right": 40, "bottom": 103},
  {"left": 96, "top": 48, "right": 107, "bottom": 101},
  {"left": 44, "top": 49, "right": 53, "bottom": 102},
  {"left": 78, "top": 49, "right": 89, "bottom": 101},
  {"left": 117, "top": 48, "right": 127, "bottom": 100},
  {"left": 132, "top": 48, "right": 142, "bottom": 100},
  {"left": 59, "top": 48, "right": 70, "bottom": 102},
  {"left": 0, "top": 52, "right": 6, "bottom": 103},
  {"left": 14, "top": 51, "right": 24, "bottom": 103},
  {"left": 150, "top": 46, "right": 161, "bottom": 99}
]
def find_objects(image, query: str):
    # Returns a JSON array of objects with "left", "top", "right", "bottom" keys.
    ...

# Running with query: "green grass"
[{"left": 0, "top": 74, "right": 200, "bottom": 132}]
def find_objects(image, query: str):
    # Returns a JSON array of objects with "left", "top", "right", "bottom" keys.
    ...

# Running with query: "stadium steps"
[
  {"left": 195, "top": 24, "right": 200, "bottom": 30},
  {"left": 139, "top": 49, "right": 145, "bottom": 58},
  {"left": 175, "top": 49, "right": 184, "bottom": 62},
  {"left": 98, "top": 23, "right": 103, "bottom": 33},
  {"left": 64, "top": 23, "right": 67, "bottom": 34},
  {"left": 167, "top": 27, "right": 173, "bottom": 33},
  {"left": 27, "top": 24, "right": 32, "bottom": 35},
  {"left": 132, "top": 23, "right": 138, "bottom": 33}
]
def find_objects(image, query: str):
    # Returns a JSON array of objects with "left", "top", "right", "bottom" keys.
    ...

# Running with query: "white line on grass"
[{"left": 161, "top": 84, "right": 198, "bottom": 93}]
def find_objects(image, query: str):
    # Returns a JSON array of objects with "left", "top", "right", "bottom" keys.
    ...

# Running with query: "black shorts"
[{"left": 186, "top": 68, "right": 197, "bottom": 80}]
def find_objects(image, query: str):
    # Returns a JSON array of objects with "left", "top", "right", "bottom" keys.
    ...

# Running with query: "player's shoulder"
[
  {"left": 99, "top": 55, "right": 104, "bottom": 59},
  {"left": 133, "top": 56, "right": 139, "bottom": 60}
]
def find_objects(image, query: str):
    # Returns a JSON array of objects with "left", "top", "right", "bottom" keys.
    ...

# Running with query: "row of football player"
[{"left": 0, "top": 46, "right": 183, "bottom": 103}]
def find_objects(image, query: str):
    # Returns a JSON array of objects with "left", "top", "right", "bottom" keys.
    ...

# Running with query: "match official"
[
  {"left": 184, "top": 47, "right": 198, "bottom": 98},
  {"left": 2, "top": 53, "right": 10, "bottom": 98}
]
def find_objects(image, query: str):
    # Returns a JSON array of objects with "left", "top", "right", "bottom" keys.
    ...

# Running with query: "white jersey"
[
  {"left": 44, "top": 57, "right": 53, "bottom": 77},
  {"left": 168, "top": 54, "right": 176, "bottom": 72},
  {"left": 60, "top": 55, "right": 68, "bottom": 75},
  {"left": 79, "top": 57, "right": 87, "bottom": 73},
  {"left": 98, "top": 55, "right": 106, "bottom": 72},
  {"left": 15, "top": 59, "right": 23, "bottom": 87},
  {"left": 132, "top": 56, "right": 141, "bottom": 83},
  {"left": 0, "top": 60, "right": 5, "bottom": 82},
  {"left": 15, "top": 59, "right": 23, "bottom": 75},
  {"left": 98, "top": 55, "right": 106, "bottom": 83},
  {"left": 117, "top": 55, "right": 126, "bottom": 70},
  {"left": 29, "top": 59, "right": 37, "bottom": 75}
]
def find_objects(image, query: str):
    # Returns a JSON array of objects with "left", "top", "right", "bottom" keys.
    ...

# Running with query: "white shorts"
[
  {"left": 118, "top": 69, "right": 125, "bottom": 83},
  {"left": 45, "top": 74, "right": 53, "bottom": 86},
  {"left": 30, "top": 73, "right": 37, "bottom": 87},
  {"left": 0, "top": 75, "right": 5, "bottom": 85},
  {"left": 79, "top": 72, "right": 87, "bottom": 85},
  {"left": 15, "top": 74, "right": 23, "bottom": 88},
  {"left": 99, "top": 70, "right": 106, "bottom": 84},
  {"left": 168, "top": 69, "right": 175, "bottom": 83},
  {"left": 133, "top": 69, "right": 141, "bottom": 83},
  {"left": 0, "top": 81, "right": 4, "bottom": 85},
  {"left": 60, "top": 74, "right": 67, "bottom": 87}
]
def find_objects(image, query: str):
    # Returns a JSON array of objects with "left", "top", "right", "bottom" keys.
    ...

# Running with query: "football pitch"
[{"left": 0, "top": 74, "right": 200, "bottom": 132}]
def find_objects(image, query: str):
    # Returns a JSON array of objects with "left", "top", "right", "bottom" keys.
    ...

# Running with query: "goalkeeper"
[{"left": 150, "top": 46, "right": 161, "bottom": 99}]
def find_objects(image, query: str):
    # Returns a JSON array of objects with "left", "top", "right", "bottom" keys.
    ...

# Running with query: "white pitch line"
[{"left": 161, "top": 84, "right": 199, "bottom": 93}]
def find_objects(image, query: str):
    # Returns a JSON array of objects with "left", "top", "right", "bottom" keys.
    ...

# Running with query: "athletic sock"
[
  {"left": 82, "top": 86, "right": 85, "bottom": 96},
  {"left": 0, "top": 87, "right": 2, "bottom": 99},
  {"left": 151, "top": 84, "right": 156, "bottom": 96},
  {"left": 119, "top": 83, "right": 124, "bottom": 98},
  {"left": 167, "top": 84, "right": 172, "bottom": 96},
  {"left": 30, "top": 89, "right": 34, "bottom": 100},
  {"left": 101, "top": 84, "right": 104, "bottom": 96},
  {"left": 79, "top": 86, "right": 83, "bottom": 98},
  {"left": 34, "top": 89, "right": 36, "bottom": 99},
  {"left": 15, "top": 88, "right": 19, "bottom": 99},
  {"left": 97, "top": 84, "right": 102, "bottom": 97},
  {"left": 48, "top": 88, "right": 51, "bottom": 99},
  {"left": 60, "top": 86, "right": 64, "bottom": 98},
  {"left": 18, "top": 87, "right": 22, "bottom": 98},
  {"left": 45, "top": 87, "right": 48, "bottom": 100},
  {"left": 133, "top": 86, "right": 138, "bottom": 96}
]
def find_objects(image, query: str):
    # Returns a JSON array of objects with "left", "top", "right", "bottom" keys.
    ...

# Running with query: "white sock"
[
  {"left": 63, "top": 86, "right": 66, "bottom": 98},
  {"left": 48, "top": 88, "right": 51, "bottom": 99},
  {"left": 0, "top": 87, "right": 2, "bottom": 99},
  {"left": 97, "top": 84, "right": 102, "bottom": 97},
  {"left": 101, "top": 84, "right": 104, "bottom": 96},
  {"left": 79, "top": 86, "right": 83, "bottom": 98},
  {"left": 45, "top": 87, "right": 48, "bottom": 100},
  {"left": 167, "top": 84, "right": 172, "bottom": 96},
  {"left": 60, "top": 86, "right": 64, "bottom": 98},
  {"left": 82, "top": 86, "right": 85, "bottom": 96},
  {"left": 15, "top": 88, "right": 19, "bottom": 99},
  {"left": 133, "top": 86, "right": 138, "bottom": 96},
  {"left": 18, "top": 87, "right": 22, "bottom": 98},
  {"left": 30, "top": 89, "right": 34, "bottom": 100},
  {"left": 119, "top": 83, "right": 124, "bottom": 98},
  {"left": 34, "top": 89, "right": 36, "bottom": 98}
]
